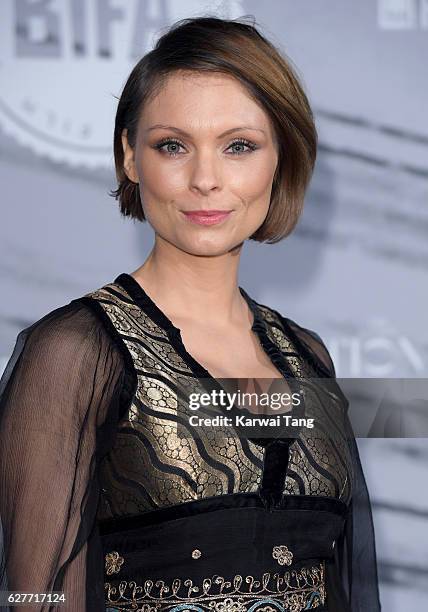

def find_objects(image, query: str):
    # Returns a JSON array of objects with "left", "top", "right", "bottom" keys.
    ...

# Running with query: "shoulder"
[
  {"left": 8, "top": 298, "right": 122, "bottom": 376},
  {"left": 20, "top": 272, "right": 129, "bottom": 352},
  {"left": 3, "top": 273, "right": 134, "bottom": 385},
  {"left": 254, "top": 298, "right": 336, "bottom": 377},
  {"left": 0, "top": 298, "right": 129, "bottom": 433}
]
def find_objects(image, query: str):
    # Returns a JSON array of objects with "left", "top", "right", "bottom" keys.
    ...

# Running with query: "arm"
[
  {"left": 280, "top": 314, "right": 381, "bottom": 610},
  {"left": 0, "top": 301, "right": 125, "bottom": 611}
]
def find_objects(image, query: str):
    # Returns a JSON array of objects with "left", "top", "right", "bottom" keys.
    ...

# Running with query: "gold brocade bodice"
[{"left": 83, "top": 273, "right": 353, "bottom": 521}]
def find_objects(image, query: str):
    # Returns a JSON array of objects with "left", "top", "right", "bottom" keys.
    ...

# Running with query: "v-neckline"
[
  {"left": 113, "top": 272, "right": 309, "bottom": 495},
  {"left": 114, "top": 272, "right": 293, "bottom": 382}
]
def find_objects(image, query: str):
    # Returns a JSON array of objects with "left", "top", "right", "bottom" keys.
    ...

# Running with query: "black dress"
[{"left": 0, "top": 273, "right": 381, "bottom": 611}]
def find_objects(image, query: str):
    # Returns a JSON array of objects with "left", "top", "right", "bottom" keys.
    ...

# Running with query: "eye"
[
  {"left": 152, "top": 137, "right": 258, "bottom": 158},
  {"left": 153, "top": 137, "right": 185, "bottom": 157},
  {"left": 226, "top": 138, "right": 258, "bottom": 155}
]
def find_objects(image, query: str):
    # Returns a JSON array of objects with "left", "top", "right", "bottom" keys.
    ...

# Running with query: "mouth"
[{"left": 181, "top": 210, "right": 233, "bottom": 226}]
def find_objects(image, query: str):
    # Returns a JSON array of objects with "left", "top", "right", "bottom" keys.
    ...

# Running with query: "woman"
[{"left": 0, "top": 16, "right": 381, "bottom": 612}]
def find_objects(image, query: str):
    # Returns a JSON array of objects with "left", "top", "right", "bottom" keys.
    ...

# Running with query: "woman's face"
[{"left": 122, "top": 71, "right": 279, "bottom": 256}]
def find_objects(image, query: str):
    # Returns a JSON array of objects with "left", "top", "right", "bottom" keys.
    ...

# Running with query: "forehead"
[{"left": 139, "top": 71, "right": 272, "bottom": 132}]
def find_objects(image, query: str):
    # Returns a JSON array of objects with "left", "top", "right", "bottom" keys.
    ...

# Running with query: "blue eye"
[
  {"left": 227, "top": 139, "right": 258, "bottom": 155},
  {"left": 153, "top": 137, "right": 258, "bottom": 157},
  {"left": 154, "top": 138, "right": 184, "bottom": 157}
]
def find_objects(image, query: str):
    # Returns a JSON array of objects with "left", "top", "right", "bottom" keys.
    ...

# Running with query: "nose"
[{"left": 189, "top": 149, "right": 222, "bottom": 195}]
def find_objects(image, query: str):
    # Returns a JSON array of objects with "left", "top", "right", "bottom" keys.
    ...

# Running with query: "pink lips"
[{"left": 182, "top": 210, "right": 232, "bottom": 226}]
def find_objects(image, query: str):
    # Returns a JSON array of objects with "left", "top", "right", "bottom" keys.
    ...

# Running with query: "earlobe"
[{"left": 121, "top": 128, "right": 139, "bottom": 184}]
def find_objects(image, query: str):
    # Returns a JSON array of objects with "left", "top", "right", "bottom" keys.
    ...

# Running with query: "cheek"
[
  {"left": 231, "top": 159, "right": 276, "bottom": 204},
  {"left": 139, "top": 159, "right": 185, "bottom": 211}
]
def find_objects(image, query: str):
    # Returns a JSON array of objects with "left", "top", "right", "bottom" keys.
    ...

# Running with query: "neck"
[{"left": 130, "top": 234, "right": 250, "bottom": 328}]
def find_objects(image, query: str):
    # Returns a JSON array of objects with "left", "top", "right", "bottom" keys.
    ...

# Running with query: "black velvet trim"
[
  {"left": 114, "top": 273, "right": 271, "bottom": 376},
  {"left": 114, "top": 273, "right": 181, "bottom": 334},
  {"left": 114, "top": 273, "right": 209, "bottom": 380},
  {"left": 74, "top": 296, "right": 138, "bottom": 424},
  {"left": 258, "top": 439, "right": 293, "bottom": 508},
  {"left": 98, "top": 491, "right": 349, "bottom": 536},
  {"left": 238, "top": 286, "right": 300, "bottom": 381},
  {"left": 113, "top": 274, "right": 302, "bottom": 385}
]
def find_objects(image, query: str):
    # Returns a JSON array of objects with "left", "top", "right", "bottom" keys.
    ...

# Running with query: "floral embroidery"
[
  {"left": 272, "top": 545, "right": 294, "bottom": 566},
  {"left": 105, "top": 551, "right": 125, "bottom": 575},
  {"left": 212, "top": 597, "right": 247, "bottom": 612},
  {"left": 105, "top": 562, "right": 325, "bottom": 611}
]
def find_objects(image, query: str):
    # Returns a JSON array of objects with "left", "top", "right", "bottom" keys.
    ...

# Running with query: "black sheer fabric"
[
  {"left": 0, "top": 302, "right": 126, "bottom": 611},
  {"left": 281, "top": 317, "right": 381, "bottom": 611},
  {"left": 0, "top": 277, "right": 381, "bottom": 611}
]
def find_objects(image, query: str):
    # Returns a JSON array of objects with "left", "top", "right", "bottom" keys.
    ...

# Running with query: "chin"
[{"left": 177, "top": 236, "right": 241, "bottom": 257}]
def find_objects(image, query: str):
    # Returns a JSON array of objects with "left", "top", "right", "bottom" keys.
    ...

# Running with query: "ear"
[{"left": 121, "top": 128, "right": 139, "bottom": 184}]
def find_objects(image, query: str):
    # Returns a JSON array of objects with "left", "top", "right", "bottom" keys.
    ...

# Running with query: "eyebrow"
[{"left": 145, "top": 124, "right": 266, "bottom": 137}]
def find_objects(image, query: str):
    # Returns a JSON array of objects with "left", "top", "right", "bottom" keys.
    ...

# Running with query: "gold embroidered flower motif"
[
  {"left": 272, "top": 544, "right": 293, "bottom": 566},
  {"left": 105, "top": 550, "right": 124, "bottom": 575},
  {"left": 284, "top": 593, "right": 307, "bottom": 612},
  {"left": 212, "top": 596, "right": 246, "bottom": 612}
]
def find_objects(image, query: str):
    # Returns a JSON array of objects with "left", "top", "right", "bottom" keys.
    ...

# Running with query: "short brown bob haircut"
[{"left": 110, "top": 15, "right": 317, "bottom": 244}]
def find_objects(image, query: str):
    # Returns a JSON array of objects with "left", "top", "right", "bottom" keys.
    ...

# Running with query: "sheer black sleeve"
[
  {"left": 281, "top": 316, "right": 382, "bottom": 611},
  {"left": 0, "top": 299, "right": 127, "bottom": 611}
]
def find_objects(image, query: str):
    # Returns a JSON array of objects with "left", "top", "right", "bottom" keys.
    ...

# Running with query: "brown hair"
[{"left": 109, "top": 15, "right": 317, "bottom": 244}]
